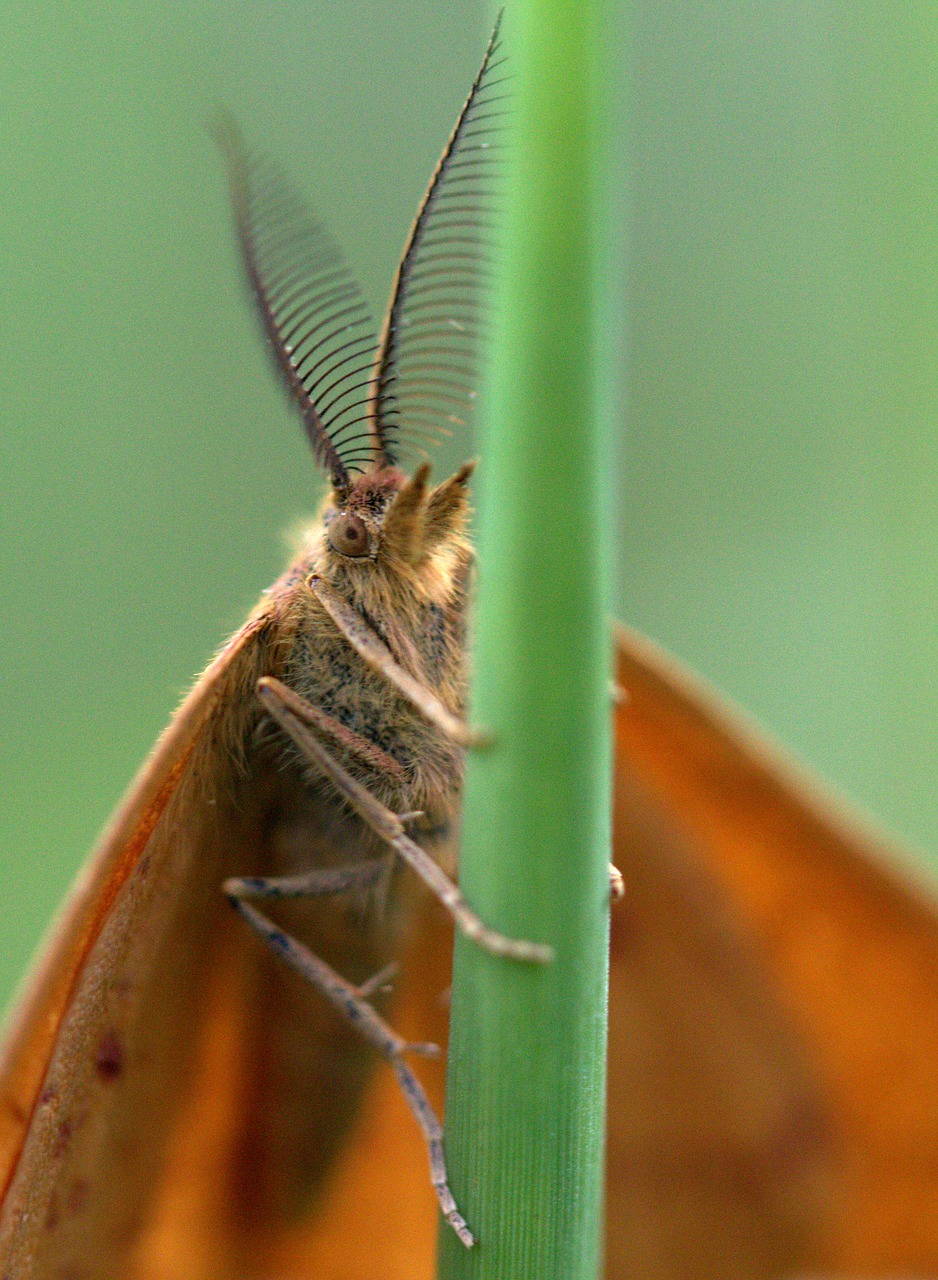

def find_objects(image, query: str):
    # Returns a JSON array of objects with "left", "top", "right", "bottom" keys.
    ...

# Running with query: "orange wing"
[
  {"left": 611, "top": 624, "right": 938, "bottom": 1276},
  {"left": 0, "top": 606, "right": 276, "bottom": 1277},
  {"left": 8, "top": 618, "right": 935, "bottom": 1279}
]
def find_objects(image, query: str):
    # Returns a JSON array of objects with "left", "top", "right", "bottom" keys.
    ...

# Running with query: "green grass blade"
[{"left": 436, "top": 2, "right": 618, "bottom": 1276}]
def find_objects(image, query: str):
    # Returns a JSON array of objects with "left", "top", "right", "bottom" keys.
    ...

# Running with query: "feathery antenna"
[
  {"left": 215, "top": 117, "right": 379, "bottom": 491},
  {"left": 370, "top": 16, "right": 508, "bottom": 467}
]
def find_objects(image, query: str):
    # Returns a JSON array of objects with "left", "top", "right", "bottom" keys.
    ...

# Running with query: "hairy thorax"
[{"left": 273, "top": 511, "right": 472, "bottom": 831}]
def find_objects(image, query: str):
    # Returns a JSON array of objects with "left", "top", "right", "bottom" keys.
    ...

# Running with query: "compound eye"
[{"left": 328, "top": 513, "right": 370, "bottom": 558}]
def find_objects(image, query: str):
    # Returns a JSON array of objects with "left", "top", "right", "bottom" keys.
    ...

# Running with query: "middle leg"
[{"left": 257, "top": 676, "right": 553, "bottom": 964}]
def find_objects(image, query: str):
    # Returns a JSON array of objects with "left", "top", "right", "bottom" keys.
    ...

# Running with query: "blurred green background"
[{"left": 0, "top": 0, "right": 935, "bottom": 1015}]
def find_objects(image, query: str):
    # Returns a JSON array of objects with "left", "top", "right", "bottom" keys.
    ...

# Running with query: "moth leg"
[
  {"left": 223, "top": 858, "right": 390, "bottom": 901},
  {"left": 357, "top": 960, "right": 399, "bottom": 1000},
  {"left": 609, "top": 680, "right": 628, "bottom": 706},
  {"left": 229, "top": 895, "right": 475, "bottom": 1248},
  {"left": 609, "top": 863, "right": 625, "bottom": 901},
  {"left": 259, "top": 677, "right": 408, "bottom": 781},
  {"left": 308, "top": 573, "right": 490, "bottom": 748},
  {"left": 258, "top": 676, "right": 553, "bottom": 964}
]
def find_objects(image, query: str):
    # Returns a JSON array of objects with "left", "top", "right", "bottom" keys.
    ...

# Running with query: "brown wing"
[
  {"left": 610, "top": 624, "right": 938, "bottom": 1276},
  {"left": 0, "top": 603, "right": 278, "bottom": 1278},
  {"left": 607, "top": 636, "right": 833, "bottom": 1279}
]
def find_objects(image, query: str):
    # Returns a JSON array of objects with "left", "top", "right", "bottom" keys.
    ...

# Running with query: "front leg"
[
  {"left": 258, "top": 676, "right": 553, "bottom": 964},
  {"left": 309, "top": 573, "right": 488, "bottom": 747}
]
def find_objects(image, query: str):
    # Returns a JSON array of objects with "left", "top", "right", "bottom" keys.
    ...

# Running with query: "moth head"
[{"left": 323, "top": 460, "right": 475, "bottom": 569}]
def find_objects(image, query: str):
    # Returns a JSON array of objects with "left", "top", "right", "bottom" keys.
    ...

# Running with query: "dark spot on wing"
[{"left": 95, "top": 1031, "right": 124, "bottom": 1081}]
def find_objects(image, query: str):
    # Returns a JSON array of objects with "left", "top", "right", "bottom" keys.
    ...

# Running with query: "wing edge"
[{"left": 0, "top": 611, "right": 271, "bottom": 1202}]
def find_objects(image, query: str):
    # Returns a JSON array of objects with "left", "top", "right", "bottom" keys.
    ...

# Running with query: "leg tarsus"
[
  {"left": 405, "top": 1040, "right": 442, "bottom": 1060},
  {"left": 390, "top": 1058, "right": 475, "bottom": 1247},
  {"left": 609, "top": 863, "right": 625, "bottom": 901},
  {"left": 609, "top": 680, "right": 629, "bottom": 706},
  {"left": 226, "top": 895, "right": 473, "bottom": 1246}
]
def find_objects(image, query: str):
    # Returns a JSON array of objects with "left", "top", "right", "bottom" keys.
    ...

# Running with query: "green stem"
[{"left": 436, "top": 2, "right": 616, "bottom": 1277}]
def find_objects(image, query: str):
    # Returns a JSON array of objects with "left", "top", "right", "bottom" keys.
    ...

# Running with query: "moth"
[
  {"left": 0, "top": 22, "right": 541, "bottom": 1276},
  {"left": 18, "top": 12, "right": 936, "bottom": 1278}
]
